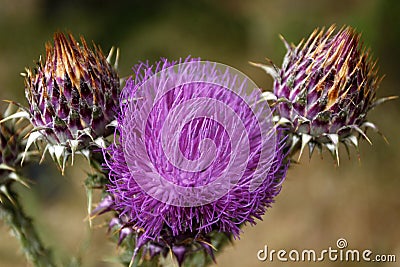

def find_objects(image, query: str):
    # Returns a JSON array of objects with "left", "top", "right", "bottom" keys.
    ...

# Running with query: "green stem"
[{"left": 0, "top": 189, "right": 56, "bottom": 267}]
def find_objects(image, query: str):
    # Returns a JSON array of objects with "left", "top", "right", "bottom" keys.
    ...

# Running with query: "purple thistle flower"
[
  {"left": 101, "top": 58, "right": 288, "bottom": 265},
  {"left": 252, "top": 25, "right": 396, "bottom": 163}
]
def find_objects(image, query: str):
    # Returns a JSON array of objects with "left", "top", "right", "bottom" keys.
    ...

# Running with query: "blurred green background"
[{"left": 0, "top": 0, "right": 399, "bottom": 266}]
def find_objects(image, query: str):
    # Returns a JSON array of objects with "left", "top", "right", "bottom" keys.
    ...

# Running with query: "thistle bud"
[
  {"left": 24, "top": 33, "right": 120, "bottom": 171},
  {"left": 0, "top": 105, "right": 33, "bottom": 202},
  {"left": 253, "top": 25, "right": 395, "bottom": 163}
]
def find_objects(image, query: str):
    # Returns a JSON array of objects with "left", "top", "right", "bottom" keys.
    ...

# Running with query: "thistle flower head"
[
  {"left": 100, "top": 58, "right": 287, "bottom": 265},
  {"left": 253, "top": 25, "right": 393, "bottom": 162},
  {"left": 23, "top": 32, "right": 120, "bottom": 171},
  {"left": 0, "top": 104, "right": 33, "bottom": 202}
]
